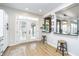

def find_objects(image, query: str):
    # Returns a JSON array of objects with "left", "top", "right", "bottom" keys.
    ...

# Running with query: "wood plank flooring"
[{"left": 3, "top": 41, "right": 66, "bottom": 56}]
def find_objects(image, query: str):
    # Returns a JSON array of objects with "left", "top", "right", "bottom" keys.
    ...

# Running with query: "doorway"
[{"left": 15, "top": 16, "right": 38, "bottom": 43}]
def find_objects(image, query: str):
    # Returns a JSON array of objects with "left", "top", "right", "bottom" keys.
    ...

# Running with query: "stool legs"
[
  {"left": 65, "top": 42, "right": 68, "bottom": 55},
  {"left": 56, "top": 42, "right": 58, "bottom": 52},
  {"left": 61, "top": 43, "right": 64, "bottom": 56}
]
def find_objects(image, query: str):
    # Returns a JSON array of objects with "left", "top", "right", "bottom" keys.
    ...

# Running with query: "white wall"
[{"left": 0, "top": 5, "right": 41, "bottom": 46}]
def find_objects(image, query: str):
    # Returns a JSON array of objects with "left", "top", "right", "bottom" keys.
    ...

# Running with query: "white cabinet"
[
  {"left": 0, "top": 10, "right": 4, "bottom": 37},
  {"left": 0, "top": 9, "right": 8, "bottom": 56}
]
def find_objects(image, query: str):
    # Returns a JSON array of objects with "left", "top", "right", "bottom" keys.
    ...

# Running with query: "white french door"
[
  {"left": 15, "top": 19, "right": 27, "bottom": 43},
  {"left": 15, "top": 19, "right": 38, "bottom": 43},
  {"left": 27, "top": 20, "right": 37, "bottom": 41}
]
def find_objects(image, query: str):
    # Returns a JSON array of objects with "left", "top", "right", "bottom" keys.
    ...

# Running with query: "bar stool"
[
  {"left": 42, "top": 35, "right": 46, "bottom": 44},
  {"left": 56, "top": 40, "right": 68, "bottom": 56}
]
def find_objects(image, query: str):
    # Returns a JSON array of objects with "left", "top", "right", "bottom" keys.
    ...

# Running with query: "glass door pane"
[{"left": 31, "top": 23, "right": 36, "bottom": 39}]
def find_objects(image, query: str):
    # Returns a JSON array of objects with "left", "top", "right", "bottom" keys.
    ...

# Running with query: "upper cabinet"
[{"left": 42, "top": 16, "right": 51, "bottom": 33}]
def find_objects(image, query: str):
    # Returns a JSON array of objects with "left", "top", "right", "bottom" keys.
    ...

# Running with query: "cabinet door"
[
  {"left": 0, "top": 10, "right": 4, "bottom": 37},
  {"left": 44, "top": 17, "right": 51, "bottom": 33},
  {"left": 3, "top": 11, "right": 8, "bottom": 50},
  {"left": 0, "top": 10, "right": 4, "bottom": 55}
]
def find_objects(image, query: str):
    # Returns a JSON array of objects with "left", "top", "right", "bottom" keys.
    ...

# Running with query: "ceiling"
[
  {"left": 0, "top": 3, "right": 64, "bottom": 16},
  {"left": 56, "top": 3, "right": 79, "bottom": 20}
]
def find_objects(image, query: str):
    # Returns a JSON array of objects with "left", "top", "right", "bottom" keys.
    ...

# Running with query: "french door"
[{"left": 15, "top": 19, "right": 37, "bottom": 43}]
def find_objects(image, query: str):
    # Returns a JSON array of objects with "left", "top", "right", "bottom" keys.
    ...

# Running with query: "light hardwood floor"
[{"left": 3, "top": 41, "right": 67, "bottom": 56}]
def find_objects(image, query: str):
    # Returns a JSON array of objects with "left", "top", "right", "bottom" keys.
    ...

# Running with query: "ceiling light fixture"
[
  {"left": 39, "top": 9, "right": 42, "bottom": 12},
  {"left": 25, "top": 8, "right": 29, "bottom": 10}
]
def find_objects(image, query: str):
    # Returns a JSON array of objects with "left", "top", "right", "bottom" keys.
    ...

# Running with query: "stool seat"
[{"left": 58, "top": 40, "right": 66, "bottom": 44}]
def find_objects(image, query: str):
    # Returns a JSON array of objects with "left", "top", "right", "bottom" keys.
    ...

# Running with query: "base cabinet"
[{"left": 0, "top": 9, "right": 8, "bottom": 56}]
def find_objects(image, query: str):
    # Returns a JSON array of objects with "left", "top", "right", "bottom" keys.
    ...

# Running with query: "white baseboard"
[
  {"left": 68, "top": 52, "right": 76, "bottom": 56},
  {"left": 9, "top": 39, "right": 41, "bottom": 46},
  {"left": 47, "top": 41, "right": 75, "bottom": 56},
  {"left": 47, "top": 42, "right": 57, "bottom": 48}
]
